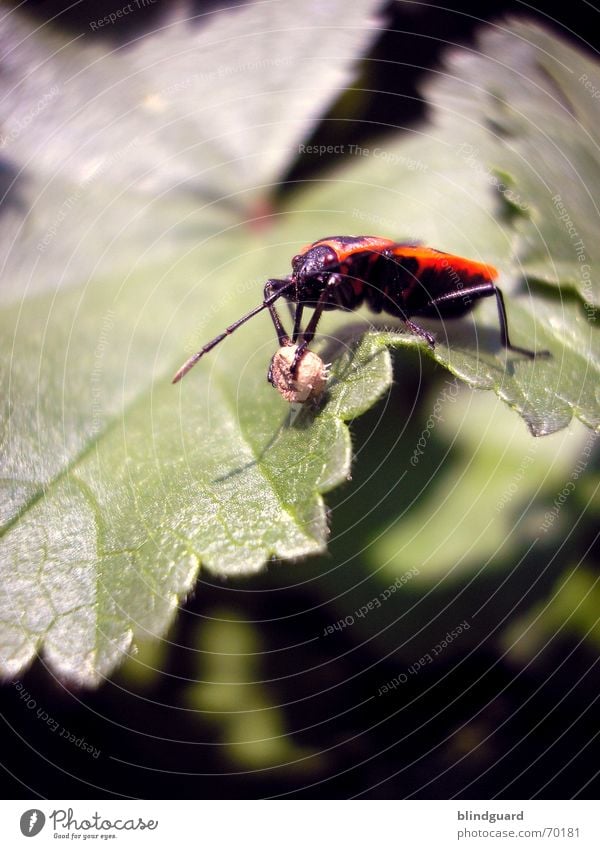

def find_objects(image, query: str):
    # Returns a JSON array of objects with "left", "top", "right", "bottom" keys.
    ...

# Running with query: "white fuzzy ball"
[{"left": 269, "top": 343, "right": 328, "bottom": 403}]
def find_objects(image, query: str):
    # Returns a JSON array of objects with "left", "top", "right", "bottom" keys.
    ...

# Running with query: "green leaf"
[
  {"left": 424, "top": 19, "right": 600, "bottom": 308},
  {"left": 372, "top": 390, "right": 593, "bottom": 581},
  {"left": 0, "top": 1, "right": 385, "bottom": 684},
  {"left": 280, "top": 127, "right": 600, "bottom": 435},
  {"left": 0, "top": 0, "right": 383, "bottom": 298},
  {"left": 0, "top": 239, "right": 396, "bottom": 683},
  {"left": 185, "top": 611, "right": 320, "bottom": 772},
  {"left": 307, "top": 383, "right": 597, "bottom": 662},
  {"left": 501, "top": 565, "right": 600, "bottom": 662},
  {"left": 0, "top": 2, "right": 382, "bottom": 199},
  {"left": 280, "top": 16, "right": 600, "bottom": 435},
  {"left": 2, "top": 10, "right": 599, "bottom": 686}
]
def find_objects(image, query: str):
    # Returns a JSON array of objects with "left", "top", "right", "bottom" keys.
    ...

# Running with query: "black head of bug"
[
  {"left": 289, "top": 245, "right": 339, "bottom": 304},
  {"left": 293, "top": 245, "right": 337, "bottom": 280}
]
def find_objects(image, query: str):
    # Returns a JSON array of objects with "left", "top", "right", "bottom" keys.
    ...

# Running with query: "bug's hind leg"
[
  {"left": 402, "top": 318, "right": 436, "bottom": 348},
  {"left": 422, "top": 282, "right": 550, "bottom": 358},
  {"left": 492, "top": 287, "right": 550, "bottom": 358}
]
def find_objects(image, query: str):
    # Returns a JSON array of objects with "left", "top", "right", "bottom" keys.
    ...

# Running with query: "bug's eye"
[{"left": 291, "top": 254, "right": 303, "bottom": 271}]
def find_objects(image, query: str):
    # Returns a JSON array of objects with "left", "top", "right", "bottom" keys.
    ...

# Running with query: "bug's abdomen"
[{"left": 367, "top": 248, "right": 497, "bottom": 319}]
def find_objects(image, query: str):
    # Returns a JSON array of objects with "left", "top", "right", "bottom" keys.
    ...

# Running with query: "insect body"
[{"left": 173, "top": 235, "right": 547, "bottom": 387}]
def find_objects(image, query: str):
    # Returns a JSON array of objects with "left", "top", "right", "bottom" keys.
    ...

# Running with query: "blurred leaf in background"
[
  {"left": 185, "top": 610, "right": 321, "bottom": 774},
  {"left": 310, "top": 380, "right": 597, "bottom": 661}
]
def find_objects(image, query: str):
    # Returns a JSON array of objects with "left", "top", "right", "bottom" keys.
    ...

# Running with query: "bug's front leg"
[
  {"left": 291, "top": 274, "right": 343, "bottom": 374},
  {"left": 291, "top": 303, "right": 304, "bottom": 343},
  {"left": 263, "top": 278, "right": 292, "bottom": 348}
]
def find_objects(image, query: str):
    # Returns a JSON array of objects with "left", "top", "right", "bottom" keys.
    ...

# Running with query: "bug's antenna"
[{"left": 172, "top": 280, "right": 293, "bottom": 384}]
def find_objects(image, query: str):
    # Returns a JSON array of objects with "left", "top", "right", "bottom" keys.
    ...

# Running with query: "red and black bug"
[{"left": 173, "top": 235, "right": 548, "bottom": 385}]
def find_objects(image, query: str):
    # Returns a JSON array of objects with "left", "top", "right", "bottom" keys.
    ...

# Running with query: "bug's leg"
[
  {"left": 263, "top": 279, "right": 295, "bottom": 385},
  {"left": 299, "top": 275, "right": 343, "bottom": 346},
  {"left": 292, "top": 303, "right": 304, "bottom": 343},
  {"left": 263, "top": 279, "right": 293, "bottom": 347},
  {"left": 292, "top": 274, "right": 342, "bottom": 373},
  {"left": 420, "top": 281, "right": 494, "bottom": 315},
  {"left": 404, "top": 281, "right": 498, "bottom": 349},
  {"left": 492, "top": 286, "right": 550, "bottom": 358},
  {"left": 403, "top": 318, "right": 436, "bottom": 348},
  {"left": 423, "top": 282, "right": 549, "bottom": 358},
  {"left": 281, "top": 295, "right": 297, "bottom": 327}
]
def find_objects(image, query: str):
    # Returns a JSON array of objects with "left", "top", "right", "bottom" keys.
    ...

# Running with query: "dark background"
[{"left": 1, "top": 0, "right": 599, "bottom": 799}]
